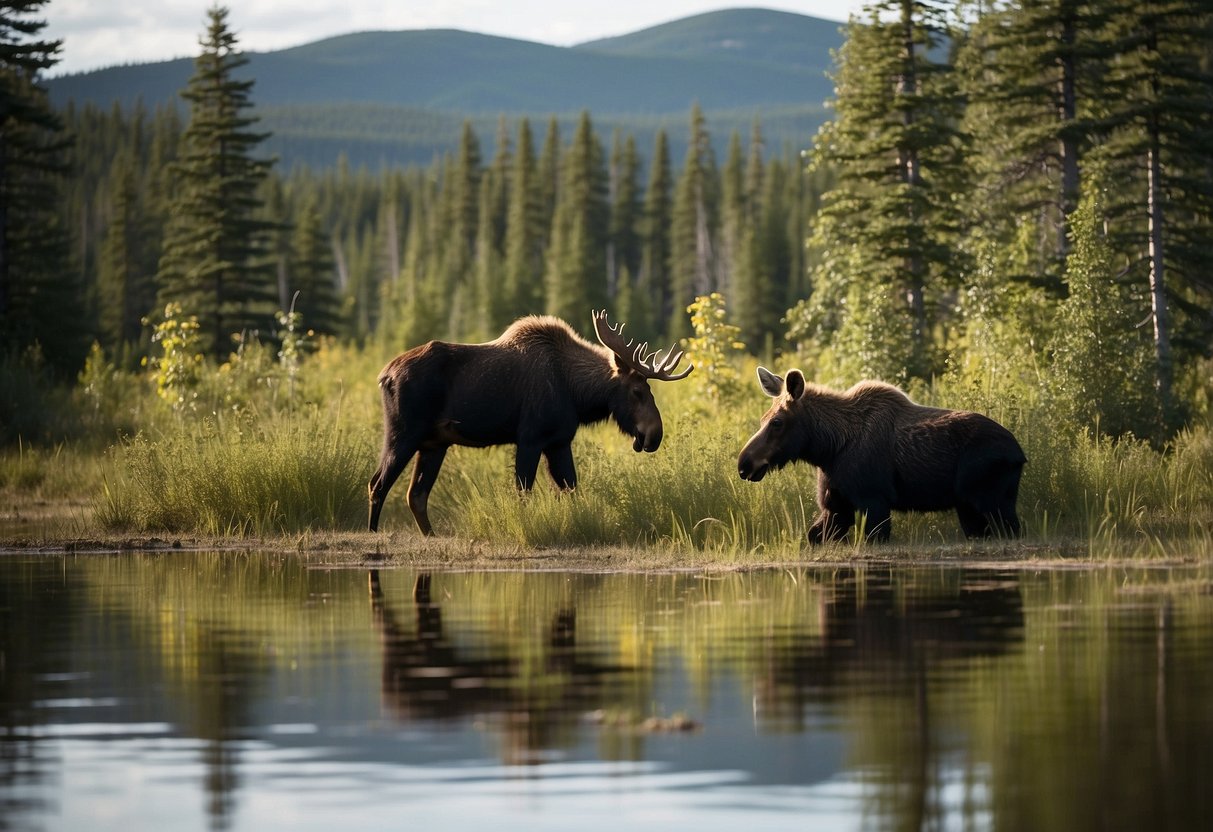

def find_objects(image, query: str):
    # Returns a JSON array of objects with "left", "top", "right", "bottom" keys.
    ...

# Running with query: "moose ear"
[
  {"left": 756, "top": 366, "right": 783, "bottom": 397},
  {"left": 785, "top": 369, "right": 806, "bottom": 401}
]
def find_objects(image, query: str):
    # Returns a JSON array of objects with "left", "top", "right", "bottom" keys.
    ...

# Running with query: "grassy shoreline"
[
  {"left": 5, "top": 341, "right": 1211, "bottom": 567},
  {"left": 0, "top": 494, "right": 1196, "bottom": 571}
]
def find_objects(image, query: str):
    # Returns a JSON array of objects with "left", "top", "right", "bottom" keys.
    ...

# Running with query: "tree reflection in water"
[
  {"left": 368, "top": 570, "right": 633, "bottom": 764},
  {"left": 0, "top": 557, "right": 1210, "bottom": 832}
]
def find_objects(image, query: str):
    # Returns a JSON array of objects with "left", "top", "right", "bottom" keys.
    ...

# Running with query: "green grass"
[
  {"left": 95, "top": 405, "right": 372, "bottom": 536},
  {"left": 4, "top": 340, "right": 1210, "bottom": 559}
]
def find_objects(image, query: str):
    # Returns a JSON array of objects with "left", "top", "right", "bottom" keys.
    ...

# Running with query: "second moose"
[
  {"left": 738, "top": 367, "right": 1026, "bottom": 543},
  {"left": 369, "top": 311, "right": 693, "bottom": 535}
]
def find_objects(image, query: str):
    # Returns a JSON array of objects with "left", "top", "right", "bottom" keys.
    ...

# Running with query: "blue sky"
[{"left": 44, "top": 1, "right": 858, "bottom": 76}]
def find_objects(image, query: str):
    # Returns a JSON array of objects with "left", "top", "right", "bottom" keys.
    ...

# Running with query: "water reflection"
[
  {"left": 0, "top": 555, "right": 1210, "bottom": 831},
  {"left": 369, "top": 570, "right": 632, "bottom": 763},
  {"left": 754, "top": 569, "right": 1024, "bottom": 730}
]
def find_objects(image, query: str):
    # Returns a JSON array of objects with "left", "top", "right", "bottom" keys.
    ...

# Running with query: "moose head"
[{"left": 592, "top": 310, "right": 693, "bottom": 453}]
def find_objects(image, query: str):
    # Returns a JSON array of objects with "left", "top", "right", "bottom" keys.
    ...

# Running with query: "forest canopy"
[{"left": 4, "top": 0, "right": 1213, "bottom": 446}]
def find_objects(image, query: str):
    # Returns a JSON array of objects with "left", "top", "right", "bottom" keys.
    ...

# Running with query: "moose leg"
[
  {"left": 407, "top": 447, "right": 448, "bottom": 536},
  {"left": 956, "top": 505, "right": 991, "bottom": 538},
  {"left": 956, "top": 459, "right": 1023, "bottom": 538},
  {"left": 808, "top": 476, "right": 855, "bottom": 544},
  {"left": 543, "top": 443, "right": 577, "bottom": 491},
  {"left": 857, "top": 505, "right": 893, "bottom": 542},
  {"left": 514, "top": 443, "right": 543, "bottom": 491},
  {"left": 957, "top": 502, "right": 1021, "bottom": 539},
  {"left": 368, "top": 440, "right": 420, "bottom": 532}
]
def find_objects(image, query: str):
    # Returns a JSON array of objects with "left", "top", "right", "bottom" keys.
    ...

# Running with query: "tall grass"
[
  {"left": 96, "top": 405, "right": 373, "bottom": 535},
  {"left": 18, "top": 334, "right": 1209, "bottom": 558}
]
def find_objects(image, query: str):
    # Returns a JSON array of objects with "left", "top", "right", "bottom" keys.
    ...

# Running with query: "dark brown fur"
[
  {"left": 737, "top": 368, "right": 1026, "bottom": 543},
  {"left": 369, "top": 315, "right": 670, "bottom": 535}
]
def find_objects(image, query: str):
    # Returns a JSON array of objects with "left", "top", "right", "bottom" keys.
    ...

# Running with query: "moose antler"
[{"left": 592, "top": 310, "right": 694, "bottom": 382}]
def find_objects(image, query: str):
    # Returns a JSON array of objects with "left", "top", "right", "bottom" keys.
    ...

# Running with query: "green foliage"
[
  {"left": 0, "top": 346, "right": 76, "bottom": 443},
  {"left": 143, "top": 302, "right": 204, "bottom": 412},
  {"left": 1048, "top": 172, "right": 1159, "bottom": 439},
  {"left": 685, "top": 293, "right": 746, "bottom": 405},
  {"left": 155, "top": 5, "right": 277, "bottom": 359},
  {"left": 798, "top": 0, "right": 968, "bottom": 383},
  {"left": 97, "top": 407, "right": 369, "bottom": 535},
  {"left": 275, "top": 293, "right": 306, "bottom": 403},
  {"left": 75, "top": 342, "right": 147, "bottom": 439},
  {"left": 0, "top": 0, "right": 86, "bottom": 374}
]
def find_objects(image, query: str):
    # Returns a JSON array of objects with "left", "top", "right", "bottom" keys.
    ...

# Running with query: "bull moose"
[
  {"left": 737, "top": 367, "right": 1025, "bottom": 543},
  {"left": 368, "top": 311, "right": 693, "bottom": 535}
]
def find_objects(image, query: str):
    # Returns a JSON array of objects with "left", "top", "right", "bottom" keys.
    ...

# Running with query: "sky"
[{"left": 43, "top": 1, "right": 859, "bottom": 76}]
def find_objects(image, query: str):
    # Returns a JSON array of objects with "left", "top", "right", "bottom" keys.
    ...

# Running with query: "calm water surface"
[{"left": 1, "top": 553, "right": 1211, "bottom": 831}]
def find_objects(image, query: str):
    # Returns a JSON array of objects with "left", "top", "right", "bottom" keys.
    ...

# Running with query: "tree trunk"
[
  {"left": 1058, "top": 14, "right": 1080, "bottom": 259},
  {"left": 1146, "top": 127, "right": 1174, "bottom": 423}
]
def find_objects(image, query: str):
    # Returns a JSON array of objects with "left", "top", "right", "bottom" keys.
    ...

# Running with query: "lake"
[{"left": 1, "top": 553, "right": 1210, "bottom": 831}]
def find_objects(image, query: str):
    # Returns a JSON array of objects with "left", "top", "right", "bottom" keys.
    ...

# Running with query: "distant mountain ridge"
[{"left": 49, "top": 8, "right": 844, "bottom": 168}]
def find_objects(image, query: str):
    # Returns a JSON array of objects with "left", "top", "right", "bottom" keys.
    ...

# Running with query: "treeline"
[
  {"left": 4, "top": 1, "right": 1213, "bottom": 444},
  {"left": 61, "top": 97, "right": 819, "bottom": 357},
  {"left": 35, "top": 6, "right": 831, "bottom": 368},
  {"left": 800, "top": 0, "right": 1213, "bottom": 437}
]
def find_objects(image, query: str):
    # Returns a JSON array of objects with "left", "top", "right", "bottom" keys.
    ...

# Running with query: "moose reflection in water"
[
  {"left": 753, "top": 569, "right": 1026, "bottom": 728},
  {"left": 367, "top": 570, "right": 633, "bottom": 762},
  {"left": 368, "top": 311, "right": 693, "bottom": 535},
  {"left": 3, "top": 557, "right": 1209, "bottom": 832}
]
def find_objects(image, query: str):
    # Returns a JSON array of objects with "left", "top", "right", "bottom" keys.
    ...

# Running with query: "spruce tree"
[
  {"left": 1095, "top": 0, "right": 1213, "bottom": 426},
  {"left": 288, "top": 193, "right": 339, "bottom": 337},
  {"left": 668, "top": 104, "right": 719, "bottom": 340},
  {"left": 640, "top": 130, "right": 674, "bottom": 336},
  {"left": 0, "top": 0, "right": 84, "bottom": 373},
  {"left": 97, "top": 148, "right": 156, "bottom": 354},
  {"left": 959, "top": 0, "right": 1099, "bottom": 284},
  {"left": 718, "top": 130, "right": 746, "bottom": 305},
  {"left": 544, "top": 111, "right": 608, "bottom": 326},
  {"left": 155, "top": 4, "right": 276, "bottom": 360},
  {"left": 608, "top": 130, "right": 642, "bottom": 302},
  {"left": 472, "top": 174, "right": 505, "bottom": 338},
  {"left": 504, "top": 118, "right": 545, "bottom": 319},
  {"left": 537, "top": 117, "right": 561, "bottom": 244},
  {"left": 789, "top": 0, "right": 969, "bottom": 382}
]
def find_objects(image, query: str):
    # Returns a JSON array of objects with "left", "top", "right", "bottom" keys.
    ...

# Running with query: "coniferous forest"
[{"left": 3, "top": 1, "right": 1213, "bottom": 553}]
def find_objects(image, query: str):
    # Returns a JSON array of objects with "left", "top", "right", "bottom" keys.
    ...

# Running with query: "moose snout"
[
  {"left": 738, "top": 453, "right": 767, "bottom": 482},
  {"left": 636, "top": 425, "right": 662, "bottom": 453}
]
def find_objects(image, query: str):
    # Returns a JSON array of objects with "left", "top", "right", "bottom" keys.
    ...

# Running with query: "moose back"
[{"left": 369, "top": 311, "right": 692, "bottom": 535}]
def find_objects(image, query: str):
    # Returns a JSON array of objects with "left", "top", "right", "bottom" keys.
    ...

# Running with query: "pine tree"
[
  {"left": 0, "top": 0, "right": 85, "bottom": 372},
  {"left": 537, "top": 117, "right": 561, "bottom": 243},
  {"left": 640, "top": 129, "right": 674, "bottom": 337},
  {"left": 668, "top": 104, "right": 719, "bottom": 340},
  {"left": 608, "top": 130, "right": 642, "bottom": 302},
  {"left": 789, "top": 0, "right": 969, "bottom": 382},
  {"left": 472, "top": 173, "right": 505, "bottom": 338},
  {"left": 97, "top": 148, "right": 156, "bottom": 354},
  {"left": 288, "top": 193, "right": 339, "bottom": 337},
  {"left": 958, "top": 0, "right": 1100, "bottom": 285},
  {"left": 1096, "top": 0, "right": 1213, "bottom": 426},
  {"left": 718, "top": 130, "right": 746, "bottom": 305},
  {"left": 504, "top": 118, "right": 545, "bottom": 320},
  {"left": 544, "top": 112, "right": 608, "bottom": 327},
  {"left": 155, "top": 4, "right": 276, "bottom": 360}
]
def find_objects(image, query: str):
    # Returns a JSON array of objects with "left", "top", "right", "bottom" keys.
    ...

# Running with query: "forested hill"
[{"left": 47, "top": 8, "right": 842, "bottom": 168}]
